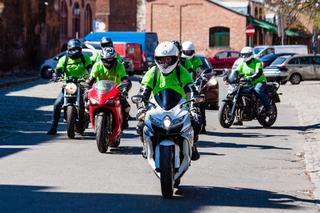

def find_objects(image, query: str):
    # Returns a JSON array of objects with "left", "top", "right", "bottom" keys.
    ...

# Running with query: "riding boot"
[{"left": 47, "top": 108, "right": 60, "bottom": 135}]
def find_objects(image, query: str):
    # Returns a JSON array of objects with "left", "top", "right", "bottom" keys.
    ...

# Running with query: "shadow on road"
[
  {"left": 198, "top": 140, "right": 291, "bottom": 150},
  {"left": 242, "top": 123, "right": 320, "bottom": 132},
  {"left": 207, "top": 130, "right": 287, "bottom": 138},
  {"left": 0, "top": 184, "right": 317, "bottom": 212}
]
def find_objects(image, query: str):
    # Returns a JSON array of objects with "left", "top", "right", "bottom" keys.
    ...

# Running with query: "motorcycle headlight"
[
  {"left": 172, "top": 115, "right": 186, "bottom": 126},
  {"left": 163, "top": 116, "right": 172, "bottom": 129},
  {"left": 65, "top": 83, "right": 77, "bottom": 95},
  {"left": 90, "top": 97, "right": 99, "bottom": 104},
  {"left": 207, "top": 78, "right": 218, "bottom": 86}
]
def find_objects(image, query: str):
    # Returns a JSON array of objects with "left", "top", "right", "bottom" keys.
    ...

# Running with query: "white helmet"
[
  {"left": 154, "top": 41, "right": 179, "bottom": 75},
  {"left": 240, "top": 46, "right": 254, "bottom": 62},
  {"left": 181, "top": 41, "right": 195, "bottom": 59}
]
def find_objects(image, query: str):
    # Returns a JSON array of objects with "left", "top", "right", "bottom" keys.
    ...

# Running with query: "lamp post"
[{"left": 0, "top": 2, "right": 4, "bottom": 15}]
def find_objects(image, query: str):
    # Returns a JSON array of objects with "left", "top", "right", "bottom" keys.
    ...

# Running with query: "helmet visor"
[
  {"left": 155, "top": 56, "right": 178, "bottom": 68},
  {"left": 101, "top": 58, "right": 116, "bottom": 68},
  {"left": 182, "top": 50, "right": 195, "bottom": 56},
  {"left": 240, "top": 52, "right": 253, "bottom": 59}
]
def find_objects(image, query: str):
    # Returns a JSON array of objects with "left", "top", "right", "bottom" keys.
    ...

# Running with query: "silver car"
[{"left": 264, "top": 54, "right": 320, "bottom": 84}]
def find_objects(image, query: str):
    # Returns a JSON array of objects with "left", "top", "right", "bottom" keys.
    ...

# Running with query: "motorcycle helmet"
[
  {"left": 240, "top": 46, "right": 254, "bottom": 62},
  {"left": 100, "top": 37, "right": 113, "bottom": 48},
  {"left": 182, "top": 41, "right": 195, "bottom": 59},
  {"left": 154, "top": 41, "right": 179, "bottom": 75},
  {"left": 67, "top": 39, "right": 82, "bottom": 59},
  {"left": 101, "top": 47, "right": 117, "bottom": 69}
]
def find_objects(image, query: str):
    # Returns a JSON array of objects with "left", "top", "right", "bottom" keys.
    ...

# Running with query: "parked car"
[
  {"left": 264, "top": 54, "right": 320, "bottom": 84},
  {"left": 253, "top": 45, "right": 308, "bottom": 58},
  {"left": 260, "top": 53, "right": 296, "bottom": 67},
  {"left": 196, "top": 54, "right": 219, "bottom": 109},
  {"left": 40, "top": 48, "right": 98, "bottom": 79},
  {"left": 208, "top": 50, "right": 240, "bottom": 71}
]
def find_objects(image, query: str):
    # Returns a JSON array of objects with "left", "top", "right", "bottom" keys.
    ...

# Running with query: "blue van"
[{"left": 84, "top": 31, "right": 158, "bottom": 68}]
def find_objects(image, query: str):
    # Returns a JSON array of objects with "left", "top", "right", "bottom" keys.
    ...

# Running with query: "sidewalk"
[
  {"left": 0, "top": 71, "right": 40, "bottom": 88},
  {"left": 280, "top": 82, "right": 320, "bottom": 205}
]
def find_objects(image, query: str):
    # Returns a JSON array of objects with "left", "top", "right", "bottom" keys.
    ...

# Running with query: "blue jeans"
[
  {"left": 50, "top": 91, "right": 64, "bottom": 129},
  {"left": 241, "top": 82, "right": 271, "bottom": 109}
]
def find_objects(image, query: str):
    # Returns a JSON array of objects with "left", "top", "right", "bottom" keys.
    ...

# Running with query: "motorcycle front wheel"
[
  {"left": 160, "top": 145, "right": 174, "bottom": 198},
  {"left": 95, "top": 113, "right": 109, "bottom": 153},
  {"left": 218, "top": 101, "right": 235, "bottom": 128},
  {"left": 257, "top": 102, "right": 277, "bottom": 127},
  {"left": 66, "top": 106, "right": 76, "bottom": 139}
]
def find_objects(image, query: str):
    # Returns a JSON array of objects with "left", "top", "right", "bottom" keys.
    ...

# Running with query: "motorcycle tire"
[
  {"left": 110, "top": 136, "right": 120, "bottom": 148},
  {"left": 257, "top": 102, "right": 277, "bottom": 128},
  {"left": 218, "top": 101, "right": 235, "bottom": 128},
  {"left": 160, "top": 145, "right": 174, "bottom": 198},
  {"left": 66, "top": 106, "right": 76, "bottom": 139},
  {"left": 95, "top": 114, "right": 109, "bottom": 153}
]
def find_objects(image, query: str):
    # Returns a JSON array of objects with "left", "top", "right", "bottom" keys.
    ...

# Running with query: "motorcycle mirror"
[
  {"left": 117, "top": 82, "right": 129, "bottom": 90},
  {"left": 131, "top": 95, "right": 144, "bottom": 104}
]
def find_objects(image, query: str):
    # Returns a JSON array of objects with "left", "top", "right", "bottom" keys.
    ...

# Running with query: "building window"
[
  {"left": 209, "top": 27, "right": 230, "bottom": 48},
  {"left": 60, "top": 0, "right": 68, "bottom": 38},
  {"left": 84, "top": 5, "right": 92, "bottom": 34},
  {"left": 72, "top": 2, "right": 81, "bottom": 37}
]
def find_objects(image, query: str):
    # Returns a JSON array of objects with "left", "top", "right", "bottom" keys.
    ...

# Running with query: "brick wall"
[{"left": 146, "top": 0, "right": 247, "bottom": 56}]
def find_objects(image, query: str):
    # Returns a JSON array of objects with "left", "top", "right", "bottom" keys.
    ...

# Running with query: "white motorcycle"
[{"left": 132, "top": 89, "right": 203, "bottom": 198}]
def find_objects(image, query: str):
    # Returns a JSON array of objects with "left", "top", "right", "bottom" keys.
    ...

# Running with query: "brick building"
[
  {"left": 0, "top": 0, "right": 96, "bottom": 75},
  {"left": 145, "top": 0, "right": 248, "bottom": 56},
  {"left": 95, "top": 0, "right": 137, "bottom": 31}
]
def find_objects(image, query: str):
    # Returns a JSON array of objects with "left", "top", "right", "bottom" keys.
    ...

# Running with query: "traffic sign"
[{"left": 246, "top": 25, "right": 255, "bottom": 37}]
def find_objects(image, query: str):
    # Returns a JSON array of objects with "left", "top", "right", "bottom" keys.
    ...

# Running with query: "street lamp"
[{"left": 0, "top": 2, "right": 4, "bottom": 15}]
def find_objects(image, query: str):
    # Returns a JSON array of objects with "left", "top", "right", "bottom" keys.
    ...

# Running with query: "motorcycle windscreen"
[
  {"left": 227, "top": 69, "right": 239, "bottom": 84},
  {"left": 154, "top": 89, "right": 182, "bottom": 110},
  {"left": 95, "top": 80, "right": 116, "bottom": 93}
]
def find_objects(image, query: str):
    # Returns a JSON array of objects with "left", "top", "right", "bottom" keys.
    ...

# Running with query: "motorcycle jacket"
[
  {"left": 236, "top": 58, "right": 266, "bottom": 85},
  {"left": 140, "top": 64, "right": 195, "bottom": 99},
  {"left": 56, "top": 53, "right": 92, "bottom": 79},
  {"left": 90, "top": 60, "right": 127, "bottom": 83}
]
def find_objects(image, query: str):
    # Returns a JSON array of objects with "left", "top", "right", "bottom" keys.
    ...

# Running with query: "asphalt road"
[{"left": 0, "top": 77, "right": 318, "bottom": 212}]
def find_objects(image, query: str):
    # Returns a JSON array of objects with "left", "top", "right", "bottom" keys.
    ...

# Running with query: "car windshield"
[
  {"left": 253, "top": 47, "right": 264, "bottom": 55},
  {"left": 260, "top": 53, "right": 276, "bottom": 61},
  {"left": 270, "top": 56, "right": 291, "bottom": 66},
  {"left": 95, "top": 80, "right": 116, "bottom": 93},
  {"left": 154, "top": 89, "right": 182, "bottom": 110}
]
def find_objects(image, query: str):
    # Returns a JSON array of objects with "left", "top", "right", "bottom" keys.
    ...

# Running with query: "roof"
[
  {"left": 210, "top": 0, "right": 249, "bottom": 15},
  {"left": 206, "top": 0, "right": 247, "bottom": 17}
]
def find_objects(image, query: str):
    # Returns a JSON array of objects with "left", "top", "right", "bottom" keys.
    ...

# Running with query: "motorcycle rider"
[
  {"left": 181, "top": 41, "right": 207, "bottom": 134},
  {"left": 172, "top": 40, "right": 194, "bottom": 73},
  {"left": 235, "top": 46, "right": 271, "bottom": 124},
  {"left": 47, "top": 38, "right": 92, "bottom": 135},
  {"left": 87, "top": 47, "right": 132, "bottom": 129},
  {"left": 91, "top": 37, "right": 123, "bottom": 64},
  {"left": 136, "top": 41, "right": 202, "bottom": 161}
]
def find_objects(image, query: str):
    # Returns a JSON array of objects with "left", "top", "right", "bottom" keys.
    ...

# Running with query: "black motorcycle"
[
  {"left": 219, "top": 73, "right": 280, "bottom": 128},
  {"left": 63, "top": 77, "right": 89, "bottom": 138}
]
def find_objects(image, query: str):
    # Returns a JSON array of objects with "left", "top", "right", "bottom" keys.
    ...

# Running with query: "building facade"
[
  {"left": 95, "top": 0, "right": 137, "bottom": 31},
  {"left": 146, "top": 0, "right": 247, "bottom": 55}
]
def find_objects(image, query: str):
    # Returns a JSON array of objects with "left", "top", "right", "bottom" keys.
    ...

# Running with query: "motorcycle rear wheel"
[
  {"left": 257, "top": 102, "right": 277, "bottom": 127},
  {"left": 96, "top": 114, "right": 109, "bottom": 153},
  {"left": 160, "top": 145, "right": 174, "bottom": 198},
  {"left": 218, "top": 101, "right": 235, "bottom": 128},
  {"left": 66, "top": 106, "right": 76, "bottom": 139}
]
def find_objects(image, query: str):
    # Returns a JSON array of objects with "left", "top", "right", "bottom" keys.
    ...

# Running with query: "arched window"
[
  {"left": 72, "top": 2, "right": 81, "bottom": 37},
  {"left": 84, "top": 5, "right": 92, "bottom": 34},
  {"left": 209, "top": 27, "right": 230, "bottom": 47},
  {"left": 60, "top": 0, "right": 68, "bottom": 38}
]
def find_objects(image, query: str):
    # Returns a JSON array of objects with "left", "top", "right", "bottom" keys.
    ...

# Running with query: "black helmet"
[
  {"left": 101, "top": 47, "right": 117, "bottom": 69},
  {"left": 100, "top": 37, "right": 113, "bottom": 48},
  {"left": 67, "top": 39, "right": 82, "bottom": 59}
]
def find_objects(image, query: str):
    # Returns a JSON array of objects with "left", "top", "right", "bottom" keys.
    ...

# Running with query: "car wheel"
[
  {"left": 40, "top": 67, "right": 53, "bottom": 79},
  {"left": 290, "top": 74, "right": 301, "bottom": 85}
]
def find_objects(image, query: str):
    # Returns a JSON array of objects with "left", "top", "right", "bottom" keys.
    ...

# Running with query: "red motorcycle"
[{"left": 88, "top": 80, "right": 127, "bottom": 153}]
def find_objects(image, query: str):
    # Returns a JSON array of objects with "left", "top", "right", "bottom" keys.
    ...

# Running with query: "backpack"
[
  {"left": 153, "top": 66, "right": 182, "bottom": 89},
  {"left": 63, "top": 53, "right": 86, "bottom": 72}
]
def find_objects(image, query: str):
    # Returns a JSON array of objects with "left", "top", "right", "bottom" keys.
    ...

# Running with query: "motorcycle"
[
  {"left": 194, "top": 68, "right": 219, "bottom": 110},
  {"left": 88, "top": 80, "right": 128, "bottom": 153},
  {"left": 219, "top": 72, "right": 281, "bottom": 128},
  {"left": 63, "top": 77, "right": 89, "bottom": 138},
  {"left": 132, "top": 89, "right": 203, "bottom": 198}
]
